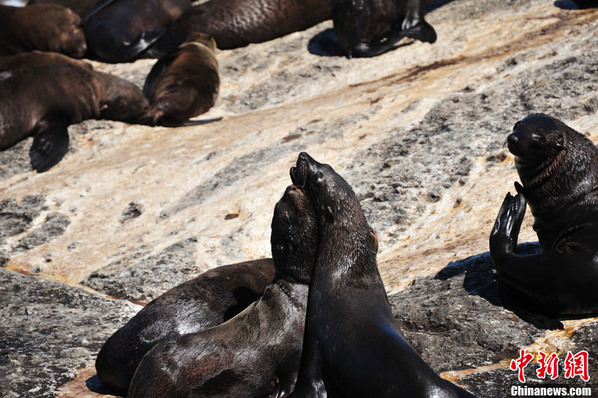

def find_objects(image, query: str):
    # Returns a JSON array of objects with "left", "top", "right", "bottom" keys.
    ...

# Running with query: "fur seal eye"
[{"left": 513, "top": 121, "right": 522, "bottom": 131}]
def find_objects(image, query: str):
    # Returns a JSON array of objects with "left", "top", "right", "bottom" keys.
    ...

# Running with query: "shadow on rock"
[{"left": 554, "top": 0, "right": 598, "bottom": 9}]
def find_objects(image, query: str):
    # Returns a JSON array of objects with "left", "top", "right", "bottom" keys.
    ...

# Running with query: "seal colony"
[{"left": 491, "top": 114, "right": 598, "bottom": 329}]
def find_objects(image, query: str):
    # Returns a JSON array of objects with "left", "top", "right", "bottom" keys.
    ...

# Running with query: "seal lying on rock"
[
  {"left": 332, "top": 0, "right": 436, "bottom": 58},
  {"left": 288, "top": 152, "right": 476, "bottom": 398},
  {"left": 0, "top": 50, "right": 92, "bottom": 72},
  {"left": 151, "top": 0, "right": 330, "bottom": 54},
  {"left": 491, "top": 114, "right": 598, "bottom": 329},
  {"left": 129, "top": 184, "right": 317, "bottom": 397},
  {"left": 0, "top": 64, "right": 149, "bottom": 172},
  {"left": 140, "top": 32, "right": 219, "bottom": 126},
  {"left": 0, "top": 4, "right": 86, "bottom": 57},
  {"left": 83, "top": 0, "right": 191, "bottom": 62},
  {"left": 28, "top": 0, "right": 98, "bottom": 16},
  {"left": 96, "top": 258, "right": 274, "bottom": 393}
]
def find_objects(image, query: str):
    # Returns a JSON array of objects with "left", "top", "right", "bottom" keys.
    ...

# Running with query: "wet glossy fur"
[
  {"left": 95, "top": 259, "right": 274, "bottom": 393},
  {"left": 128, "top": 185, "right": 318, "bottom": 397},
  {"left": 490, "top": 114, "right": 598, "bottom": 329},
  {"left": 289, "top": 152, "right": 475, "bottom": 398}
]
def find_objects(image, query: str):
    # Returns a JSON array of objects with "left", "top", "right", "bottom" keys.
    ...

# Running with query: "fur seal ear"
[
  {"left": 30, "top": 123, "right": 70, "bottom": 172},
  {"left": 370, "top": 229, "right": 378, "bottom": 252},
  {"left": 514, "top": 181, "right": 524, "bottom": 195}
]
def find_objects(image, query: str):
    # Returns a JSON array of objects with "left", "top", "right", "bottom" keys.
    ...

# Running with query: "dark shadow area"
[
  {"left": 86, "top": 374, "right": 123, "bottom": 396},
  {"left": 307, "top": 27, "right": 415, "bottom": 57},
  {"left": 426, "top": 0, "right": 457, "bottom": 13},
  {"left": 181, "top": 116, "right": 223, "bottom": 126},
  {"left": 435, "top": 242, "right": 542, "bottom": 307},
  {"left": 554, "top": 0, "right": 598, "bottom": 9}
]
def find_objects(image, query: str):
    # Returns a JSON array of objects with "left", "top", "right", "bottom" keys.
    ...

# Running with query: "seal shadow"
[
  {"left": 86, "top": 374, "right": 121, "bottom": 396},
  {"left": 554, "top": 0, "right": 598, "bottom": 9},
  {"left": 307, "top": 28, "right": 415, "bottom": 57},
  {"left": 181, "top": 116, "right": 223, "bottom": 126}
]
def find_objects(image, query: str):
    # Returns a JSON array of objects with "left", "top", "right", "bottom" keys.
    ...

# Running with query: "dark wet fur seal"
[
  {"left": 83, "top": 0, "right": 191, "bottom": 62},
  {"left": 151, "top": 0, "right": 330, "bottom": 55},
  {"left": 0, "top": 4, "right": 86, "bottom": 57},
  {"left": 0, "top": 50, "right": 92, "bottom": 72},
  {"left": 288, "top": 152, "right": 476, "bottom": 398},
  {"left": 0, "top": 64, "right": 149, "bottom": 172},
  {"left": 332, "top": 0, "right": 436, "bottom": 58},
  {"left": 95, "top": 258, "right": 274, "bottom": 393},
  {"left": 490, "top": 114, "right": 598, "bottom": 330},
  {"left": 140, "top": 32, "right": 219, "bottom": 126},
  {"left": 27, "top": 0, "right": 97, "bottom": 16},
  {"left": 128, "top": 185, "right": 318, "bottom": 398}
]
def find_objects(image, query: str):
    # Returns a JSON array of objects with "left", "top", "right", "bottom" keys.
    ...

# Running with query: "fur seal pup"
[
  {"left": 96, "top": 259, "right": 274, "bottom": 393},
  {"left": 83, "top": 0, "right": 191, "bottom": 62},
  {"left": 0, "top": 4, "right": 86, "bottom": 57},
  {"left": 139, "top": 32, "right": 219, "bottom": 126},
  {"left": 0, "top": 64, "right": 149, "bottom": 172},
  {"left": 128, "top": 184, "right": 318, "bottom": 398},
  {"left": 151, "top": 0, "right": 330, "bottom": 55},
  {"left": 288, "top": 152, "right": 476, "bottom": 398},
  {"left": 0, "top": 50, "right": 92, "bottom": 72},
  {"left": 332, "top": 0, "right": 436, "bottom": 58},
  {"left": 490, "top": 114, "right": 598, "bottom": 329}
]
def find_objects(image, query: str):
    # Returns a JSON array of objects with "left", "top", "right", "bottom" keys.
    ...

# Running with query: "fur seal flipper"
[
  {"left": 490, "top": 114, "right": 598, "bottom": 329},
  {"left": 289, "top": 153, "right": 476, "bottom": 398},
  {"left": 29, "top": 123, "right": 69, "bottom": 172}
]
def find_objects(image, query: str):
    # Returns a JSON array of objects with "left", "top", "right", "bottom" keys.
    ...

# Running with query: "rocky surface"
[{"left": 0, "top": 0, "right": 597, "bottom": 396}]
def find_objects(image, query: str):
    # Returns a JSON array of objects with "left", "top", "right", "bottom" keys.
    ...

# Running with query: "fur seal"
[
  {"left": 288, "top": 152, "right": 476, "bottom": 398},
  {"left": 128, "top": 184, "right": 318, "bottom": 398},
  {"left": 490, "top": 114, "right": 598, "bottom": 329},
  {"left": 332, "top": 0, "right": 437, "bottom": 58},
  {"left": 0, "top": 4, "right": 86, "bottom": 57},
  {"left": 27, "top": 0, "right": 98, "bottom": 16},
  {"left": 151, "top": 0, "right": 330, "bottom": 54},
  {"left": 95, "top": 258, "right": 274, "bottom": 393},
  {"left": 0, "top": 50, "right": 92, "bottom": 72},
  {"left": 139, "top": 32, "right": 219, "bottom": 126},
  {"left": 83, "top": 0, "right": 191, "bottom": 62},
  {"left": 0, "top": 64, "right": 149, "bottom": 172}
]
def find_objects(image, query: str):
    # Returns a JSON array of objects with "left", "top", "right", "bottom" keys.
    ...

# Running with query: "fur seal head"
[{"left": 271, "top": 184, "right": 317, "bottom": 284}]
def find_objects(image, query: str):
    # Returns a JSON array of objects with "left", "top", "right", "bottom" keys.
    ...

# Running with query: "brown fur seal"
[
  {"left": 82, "top": 0, "right": 191, "bottom": 62},
  {"left": 332, "top": 0, "right": 436, "bottom": 57},
  {"left": 0, "top": 4, "right": 86, "bottom": 57},
  {"left": 151, "top": 0, "right": 330, "bottom": 54},
  {"left": 139, "top": 32, "right": 219, "bottom": 126},
  {"left": 490, "top": 114, "right": 598, "bottom": 330},
  {"left": 0, "top": 50, "right": 92, "bottom": 72},
  {"left": 288, "top": 153, "right": 476, "bottom": 398},
  {"left": 0, "top": 64, "right": 149, "bottom": 172},
  {"left": 128, "top": 184, "right": 318, "bottom": 397},
  {"left": 28, "top": 0, "right": 98, "bottom": 16},
  {"left": 95, "top": 258, "right": 274, "bottom": 393}
]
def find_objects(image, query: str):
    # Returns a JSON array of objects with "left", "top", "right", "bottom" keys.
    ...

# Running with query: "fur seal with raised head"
[
  {"left": 288, "top": 152, "right": 476, "bottom": 397},
  {"left": 128, "top": 184, "right": 318, "bottom": 397},
  {"left": 140, "top": 32, "right": 219, "bottom": 126},
  {"left": 332, "top": 0, "right": 436, "bottom": 58},
  {"left": 491, "top": 114, "right": 598, "bottom": 329},
  {"left": 0, "top": 64, "right": 149, "bottom": 172},
  {"left": 0, "top": 4, "right": 86, "bottom": 57},
  {"left": 83, "top": 0, "right": 191, "bottom": 62},
  {"left": 96, "top": 259, "right": 275, "bottom": 393}
]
